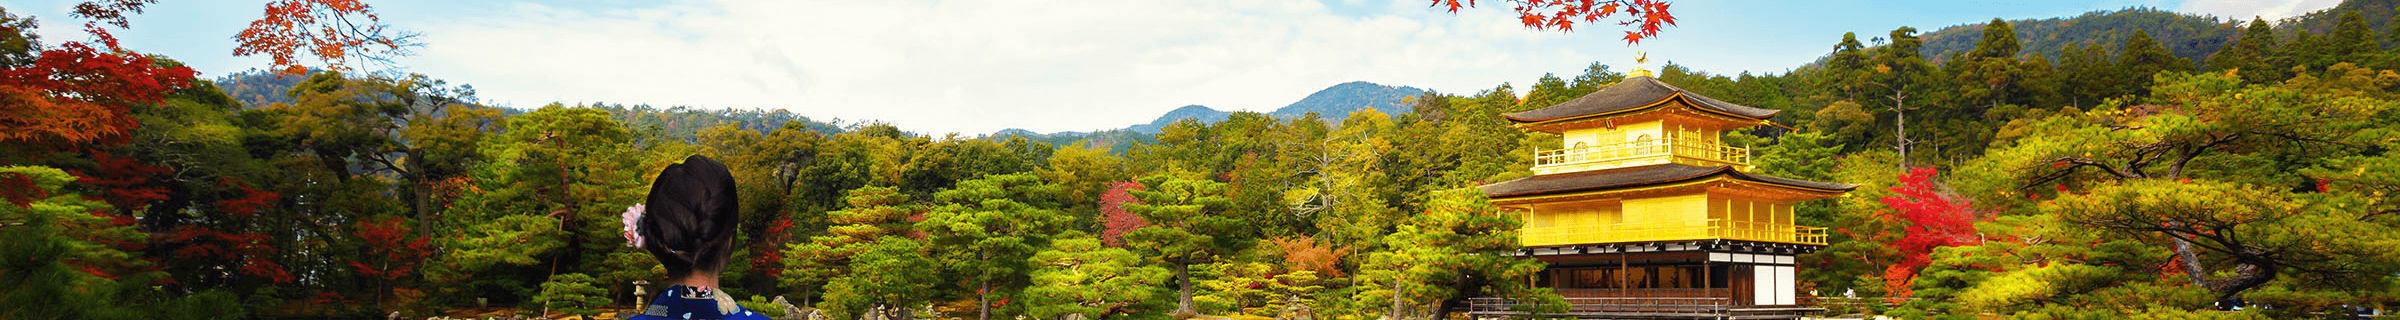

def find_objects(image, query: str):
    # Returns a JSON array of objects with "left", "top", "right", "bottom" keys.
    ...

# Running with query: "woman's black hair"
[{"left": 639, "top": 155, "right": 740, "bottom": 280}]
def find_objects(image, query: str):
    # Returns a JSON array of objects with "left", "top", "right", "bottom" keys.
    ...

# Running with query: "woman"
[{"left": 624, "top": 155, "right": 771, "bottom": 320}]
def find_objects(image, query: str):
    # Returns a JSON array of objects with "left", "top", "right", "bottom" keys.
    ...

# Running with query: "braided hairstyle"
[{"left": 639, "top": 155, "right": 740, "bottom": 280}]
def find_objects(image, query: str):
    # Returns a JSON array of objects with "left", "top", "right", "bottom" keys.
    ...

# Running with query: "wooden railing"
[
  {"left": 1556, "top": 288, "right": 1732, "bottom": 299},
  {"left": 1467, "top": 296, "right": 1732, "bottom": 315},
  {"left": 1521, "top": 219, "right": 1828, "bottom": 246},
  {"left": 1532, "top": 137, "right": 1749, "bottom": 171}
]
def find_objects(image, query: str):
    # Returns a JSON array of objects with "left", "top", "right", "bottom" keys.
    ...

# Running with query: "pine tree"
[
  {"left": 1825, "top": 32, "right": 1873, "bottom": 102},
  {"left": 1979, "top": 71, "right": 2400, "bottom": 307},
  {"left": 2115, "top": 30, "right": 2191, "bottom": 97},
  {"left": 820, "top": 237, "right": 940, "bottom": 320},
  {"left": 2284, "top": 30, "right": 2330, "bottom": 71},
  {"left": 2331, "top": 10, "right": 2377, "bottom": 64},
  {"left": 917, "top": 173, "right": 1074, "bottom": 320},
  {"left": 2054, "top": 43, "right": 2115, "bottom": 107},
  {"left": 1120, "top": 173, "right": 1240, "bottom": 316},
  {"left": 1967, "top": 18, "right": 2019, "bottom": 59},
  {"left": 2209, "top": 18, "right": 2283, "bottom": 84},
  {"left": 1521, "top": 73, "right": 1576, "bottom": 109},
  {"left": 1956, "top": 19, "right": 2026, "bottom": 114},
  {"left": 1024, "top": 232, "right": 1169, "bottom": 320},
  {"left": 1866, "top": 26, "right": 1944, "bottom": 167}
]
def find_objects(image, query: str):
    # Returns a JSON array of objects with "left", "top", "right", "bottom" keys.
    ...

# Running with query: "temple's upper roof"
[
  {"left": 1480, "top": 164, "right": 1855, "bottom": 199},
  {"left": 1502, "top": 76, "right": 1780, "bottom": 124}
]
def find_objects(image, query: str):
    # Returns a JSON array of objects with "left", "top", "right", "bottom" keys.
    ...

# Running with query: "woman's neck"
[{"left": 671, "top": 274, "right": 720, "bottom": 289}]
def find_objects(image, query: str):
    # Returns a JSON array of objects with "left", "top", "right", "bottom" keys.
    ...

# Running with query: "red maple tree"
[
  {"left": 1099, "top": 181, "right": 1148, "bottom": 247},
  {"left": 350, "top": 217, "right": 431, "bottom": 308},
  {"left": 0, "top": 42, "right": 195, "bottom": 149},
  {"left": 1875, "top": 167, "right": 1981, "bottom": 297},
  {"left": 158, "top": 178, "right": 294, "bottom": 284}
]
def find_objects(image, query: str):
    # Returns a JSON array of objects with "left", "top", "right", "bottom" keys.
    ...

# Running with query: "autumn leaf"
[{"left": 1431, "top": 0, "right": 1677, "bottom": 44}]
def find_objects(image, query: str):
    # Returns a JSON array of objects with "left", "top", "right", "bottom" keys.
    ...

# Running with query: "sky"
[{"left": 0, "top": 0, "right": 2347, "bottom": 135}]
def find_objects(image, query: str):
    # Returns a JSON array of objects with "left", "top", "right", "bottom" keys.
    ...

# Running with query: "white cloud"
[
  {"left": 401, "top": 0, "right": 1626, "bottom": 135},
  {"left": 2178, "top": 0, "right": 2344, "bottom": 21}
]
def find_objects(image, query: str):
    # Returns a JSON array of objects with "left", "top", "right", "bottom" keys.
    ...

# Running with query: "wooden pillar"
[{"left": 1618, "top": 245, "right": 1628, "bottom": 297}]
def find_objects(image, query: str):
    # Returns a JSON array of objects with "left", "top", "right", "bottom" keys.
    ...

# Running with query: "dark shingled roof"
[
  {"left": 1502, "top": 76, "right": 1780, "bottom": 123},
  {"left": 1480, "top": 164, "right": 1855, "bottom": 198}
]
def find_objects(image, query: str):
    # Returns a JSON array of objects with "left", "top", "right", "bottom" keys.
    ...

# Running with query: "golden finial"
[{"left": 1629, "top": 51, "right": 1654, "bottom": 78}]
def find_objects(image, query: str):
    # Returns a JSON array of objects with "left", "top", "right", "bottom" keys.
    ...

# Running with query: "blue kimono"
[{"left": 631, "top": 285, "right": 772, "bottom": 320}]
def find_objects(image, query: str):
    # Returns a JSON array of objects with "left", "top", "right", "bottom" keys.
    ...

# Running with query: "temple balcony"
[
  {"left": 1521, "top": 219, "right": 1828, "bottom": 247},
  {"left": 1532, "top": 137, "right": 1751, "bottom": 175}
]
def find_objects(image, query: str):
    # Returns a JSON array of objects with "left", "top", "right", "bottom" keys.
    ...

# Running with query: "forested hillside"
[
  {"left": 6, "top": 1, "right": 2400, "bottom": 320},
  {"left": 1917, "top": 7, "right": 2237, "bottom": 65},
  {"left": 1916, "top": 0, "right": 2400, "bottom": 68}
]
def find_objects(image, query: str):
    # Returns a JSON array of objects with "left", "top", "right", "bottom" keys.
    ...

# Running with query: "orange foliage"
[
  {"left": 1271, "top": 237, "right": 1351, "bottom": 278},
  {"left": 0, "top": 42, "right": 194, "bottom": 148},
  {"left": 1429, "top": 0, "right": 1677, "bottom": 43},
  {"left": 234, "top": 0, "right": 415, "bottom": 74}
]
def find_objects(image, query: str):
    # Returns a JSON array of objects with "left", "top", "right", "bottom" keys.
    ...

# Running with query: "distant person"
[{"left": 625, "top": 155, "right": 770, "bottom": 320}]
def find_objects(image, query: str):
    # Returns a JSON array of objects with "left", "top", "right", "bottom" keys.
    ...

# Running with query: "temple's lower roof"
[{"left": 1480, "top": 164, "right": 1855, "bottom": 198}]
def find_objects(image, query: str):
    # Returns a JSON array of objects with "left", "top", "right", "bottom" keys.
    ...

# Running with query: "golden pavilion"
[{"left": 1466, "top": 75, "right": 1854, "bottom": 319}]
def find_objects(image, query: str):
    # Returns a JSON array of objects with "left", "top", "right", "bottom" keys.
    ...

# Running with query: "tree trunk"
[
  {"left": 979, "top": 251, "right": 992, "bottom": 320},
  {"left": 1893, "top": 90, "right": 1910, "bottom": 169},
  {"left": 2204, "top": 261, "right": 2276, "bottom": 300},
  {"left": 1175, "top": 262, "right": 1196, "bottom": 316},
  {"left": 2173, "top": 235, "right": 2208, "bottom": 287},
  {"left": 1388, "top": 277, "right": 1405, "bottom": 320},
  {"left": 1435, "top": 273, "right": 1472, "bottom": 320}
]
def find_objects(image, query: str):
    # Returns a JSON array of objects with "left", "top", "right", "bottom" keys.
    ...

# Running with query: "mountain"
[
  {"left": 1111, "top": 81, "right": 1425, "bottom": 134},
  {"left": 1913, "top": 0, "right": 2400, "bottom": 67},
  {"left": 1124, "top": 105, "right": 1232, "bottom": 134},
  {"left": 1916, "top": 7, "right": 2237, "bottom": 65},
  {"left": 1268, "top": 81, "right": 1428, "bottom": 121},
  {"left": 2277, "top": 0, "right": 2400, "bottom": 42},
  {"left": 216, "top": 68, "right": 319, "bottom": 109}
]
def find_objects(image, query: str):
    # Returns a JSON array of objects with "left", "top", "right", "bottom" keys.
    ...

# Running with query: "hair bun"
[{"left": 638, "top": 155, "right": 740, "bottom": 279}]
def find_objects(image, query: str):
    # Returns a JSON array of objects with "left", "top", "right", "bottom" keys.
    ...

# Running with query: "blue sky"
[{"left": 0, "top": 0, "right": 2342, "bottom": 134}]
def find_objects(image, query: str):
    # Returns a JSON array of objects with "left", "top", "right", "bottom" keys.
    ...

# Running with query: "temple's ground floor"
[{"left": 1466, "top": 239, "right": 1825, "bottom": 320}]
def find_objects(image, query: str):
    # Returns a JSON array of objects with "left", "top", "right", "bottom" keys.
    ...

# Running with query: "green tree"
[
  {"left": 1824, "top": 32, "right": 1874, "bottom": 103},
  {"left": 820, "top": 236, "right": 940, "bottom": 320},
  {"left": 785, "top": 130, "right": 911, "bottom": 231},
  {"left": 535, "top": 273, "right": 610, "bottom": 319},
  {"left": 2054, "top": 43, "right": 2118, "bottom": 108},
  {"left": 1121, "top": 173, "right": 1239, "bottom": 316},
  {"left": 2283, "top": 30, "right": 2332, "bottom": 74},
  {"left": 2208, "top": 18, "right": 2283, "bottom": 84},
  {"left": 1966, "top": 18, "right": 2019, "bottom": 60},
  {"left": 267, "top": 72, "right": 498, "bottom": 222},
  {"left": 1024, "top": 232, "right": 1170, "bottom": 320},
  {"left": 900, "top": 135, "right": 1039, "bottom": 196},
  {"left": 1865, "top": 26, "right": 1948, "bottom": 167},
  {"left": 0, "top": 166, "right": 245, "bottom": 319},
  {"left": 1520, "top": 73, "right": 1576, "bottom": 109},
  {"left": 1970, "top": 71, "right": 2400, "bottom": 311},
  {"left": 2330, "top": 10, "right": 2377, "bottom": 64},
  {"left": 1568, "top": 63, "right": 1626, "bottom": 93},
  {"left": 1954, "top": 19, "right": 2032, "bottom": 111},
  {"left": 432, "top": 104, "right": 657, "bottom": 303},
  {"left": 695, "top": 121, "right": 825, "bottom": 293},
  {"left": 2115, "top": 30, "right": 2192, "bottom": 105},
  {"left": 917, "top": 173, "right": 1075, "bottom": 320},
  {"left": 782, "top": 186, "right": 916, "bottom": 304},
  {"left": 1354, "top": 189, "right": 1558, "bottom": 320},
  {"left": 1286, "top": 109, "right": 1401, "bottom": 246}
]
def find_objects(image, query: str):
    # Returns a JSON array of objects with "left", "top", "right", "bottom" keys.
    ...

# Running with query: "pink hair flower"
[{"left": 622, "top": 204, "right": 646, "bottom": 248}]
